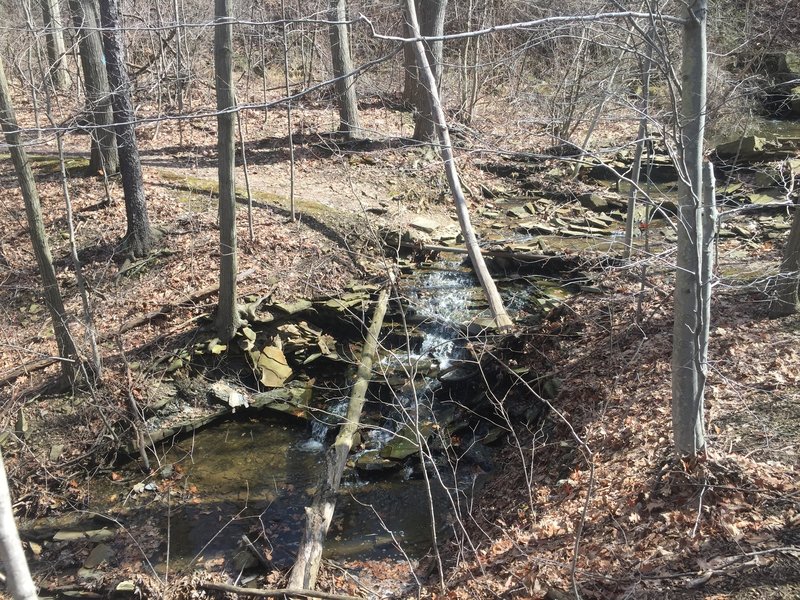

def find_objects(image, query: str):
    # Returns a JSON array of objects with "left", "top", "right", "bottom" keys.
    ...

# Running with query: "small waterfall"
[
  {"left": 409, "top": 264, "right": 475, "bottom": 369},
  {"left": 299, "top": 397, "right": 349, "bottom": 452}
]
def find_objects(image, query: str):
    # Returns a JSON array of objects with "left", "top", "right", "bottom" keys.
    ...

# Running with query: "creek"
[{"left": 63, "top": 257, "right": 566, "bottom": 582}]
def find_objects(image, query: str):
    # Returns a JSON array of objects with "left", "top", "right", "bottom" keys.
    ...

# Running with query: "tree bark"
[
  {"left": 98, "top": 0, "right": 155, "bottom": 258},
  {"left": 410, "top": 0, "right": 447, "bottom": 143},
  {"left": 671, "top": 0, "right": 708, "bottom": 457},
  {"left": 328, "top": 0, "right": 362, "bottom": 138},
  {"left": 289, "top": 288, "right": 389, "bottom": 590},
  {"left": 69, "top": 0, "right": 119, "bottom": 175},
  {"left": 402, "top": 0, "right": 512, "bottom": 330},
  {"left": 215, "top": 0, "right": 240, "bottom": 341},
  {"left": 770, "top": 201, "right": 800, "bottom": 316},
  {"left": 40, "top": 0, "right": 69, "bottom": 90},
  {"left": 0, "top": 55, "right": 76, "bottom": 381},
  {"left": 0, "top": 450, "right": 38, "bottom": 600}
]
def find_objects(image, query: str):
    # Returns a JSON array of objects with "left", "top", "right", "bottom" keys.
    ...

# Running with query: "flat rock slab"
[{"left": 409, "top": 216, "right": 440, "bottom": 233}]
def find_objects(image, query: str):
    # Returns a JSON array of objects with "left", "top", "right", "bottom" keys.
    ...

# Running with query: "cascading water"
[
  {"left": 299, "top": 396, "right": 349, "bottom": 451},
  {"left": 357, "top": 263, "right": 479, "bottom": 454},
  {"left": 407, "top": 262, "right": 475, "bottom": 369}
]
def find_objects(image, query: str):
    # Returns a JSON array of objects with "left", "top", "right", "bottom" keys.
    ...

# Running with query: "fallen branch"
[
  {"left": 201, "top": 582, "right": 362, "bottom": 600},
  {"left": 288, "top": 287, "right": 390, "bottom": 591}
]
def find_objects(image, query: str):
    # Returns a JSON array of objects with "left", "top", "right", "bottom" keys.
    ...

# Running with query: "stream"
[{"left": 71, "top": 260, "right": 523, "bottom": 580}]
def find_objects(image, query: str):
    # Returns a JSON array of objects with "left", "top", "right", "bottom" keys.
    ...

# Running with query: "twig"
[{"left": 200, "top": 582, "right": 363, "bottom": 600}]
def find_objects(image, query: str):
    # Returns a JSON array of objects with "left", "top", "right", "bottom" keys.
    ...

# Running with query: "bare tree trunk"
[
  {"left": 282, "top": 0, "right": 296, "bottom": 221},
  {"left": 40, "top": 0, "right": 69, "bottom": 90},
  {"left": 57, "top": 133, "right": 102, "bottom": 380},
  {"left": 671, "top": 0, "right": 708, "bottom": 457},
  {"left": 215, "top": 0, "right": 240, "bottom": 341},
  {"left": 402, "top": 0, "right": 512, "bottom": 330},
  {"left": 289, "top": 288, "right": 390, "bottom": 590},
  {"left": 69, "top": 0, "right": 119, "bottom": 175},
  {"left": 0, "top": 55, "right": 76, "bottom": 381},
  {"left": 411, "top": 0, "right": 446, "bottom": 143},
  {"left": 402, "top": 19, "right": 416, "bottom": 106},
  {"left": 770, "top": 201, "right": 800, "bottom": 316},
  {"left": 0, "top": 450, "right": 37, "bottom": 600},
  {"left": 99, "top": 0, "right": 155, "bottom": 258},
  {"left": 699, "top": 164, "right": 716, "bottom": 378},
  {"left": 623, "top": 28, "right": 654, "bottom": 259},
  {"left": 328, "top": 0, "right": 362, "bottom": 138}
]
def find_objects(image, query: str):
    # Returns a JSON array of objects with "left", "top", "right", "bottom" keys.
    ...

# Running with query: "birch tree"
[
  {"left": 409, "top": 0, "right": 447, "bottom": 143},
  {"left": 402, "top": 0, "right": 512, "bottom": 330}
]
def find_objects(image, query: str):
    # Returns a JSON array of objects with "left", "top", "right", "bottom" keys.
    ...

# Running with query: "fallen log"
[{"left": 288, "top": 286, "right": 390, "bottom": 592}]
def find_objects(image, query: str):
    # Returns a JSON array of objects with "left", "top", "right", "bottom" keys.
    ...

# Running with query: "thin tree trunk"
[
  {"left": 0, "top": 450, "right": 38, "bottom": 600},
  {"left": 237, "top": 109, "right": 255, "bottom": 241},
  {"left": 282, "top": 0, "right": 296, "bottom": 221},
  {"left": 699, "top": 163, "right": 716, "bottom": 374},
  {"left": 671, "top": 0, "right": 708, "bottom": 457},
  {"left": 57, "top": 133, "right": 101, "bottom": 380},
  {"left": 411, "top": 0, "right": 447, "bottom": 143},
  {"left": 40, "top": 0, "right": 69, "bottom": 90},
  {"left": 623, "top": 28, "right": 654, "bottom": 259},
  {"left": 0, "top": 55, "right": 76, "bottom": 381},
  {"left": 770, "top": 201, "right": 800, "bottom": 316},
  {"left": 402, "top": 0, "right": 512, "bottom": 330},
  {"left": 289, "top": 288, "right": 390, "bottom": 590},
  {"left": 99, "top": 0, "right": 155, "bottom": 258},
  {"left": 215, "top": 0, "right": 240, "bottom": 341},
  {"left": 69, "top": 0, "right": 119, "bottom": 175},
  {"left": 328, "top": 0, "right": 362, "bottom": 138},
  {"left": 402, "top": 18, "right": 416, "bottom": 106}
]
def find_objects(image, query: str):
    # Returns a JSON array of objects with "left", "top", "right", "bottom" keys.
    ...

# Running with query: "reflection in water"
[{"left": 137, "top": 418, "right": 447, "bottom": 574}]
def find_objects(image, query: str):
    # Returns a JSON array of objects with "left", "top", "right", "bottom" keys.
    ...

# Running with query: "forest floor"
[{"left": 0, "top": 93, "right": 799, "bottom": 600}]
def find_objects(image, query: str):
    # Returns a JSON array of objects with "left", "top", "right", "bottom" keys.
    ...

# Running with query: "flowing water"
[{"left": 83, "top": 262, "right": 492, "bottom": 578}]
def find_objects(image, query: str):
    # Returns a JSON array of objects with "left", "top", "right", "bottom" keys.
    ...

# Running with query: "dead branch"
[{"left": 200, "top": 582, "right": 363, "bottom": 600}]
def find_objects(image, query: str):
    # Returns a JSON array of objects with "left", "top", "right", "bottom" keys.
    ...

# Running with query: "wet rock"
[
  {"left": 355, "top": 450, "right": 403, "bottom": 473},
  {"left": 380, "top": 423, "right": 434, "bottom": 460},
  {"left": 516, "top": 221, "right": 557, "bottom": 235},
  {"left": 251, "top": 380, "right": 312, "bottom": 417},
  {"left": 459, "top": 441, "right": 494, "bottom": 472},
  {"left": 438, "top": 364, "right": 479, "bottom": 383}
]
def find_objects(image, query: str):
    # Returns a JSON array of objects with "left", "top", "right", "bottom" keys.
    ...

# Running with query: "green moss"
[{"left": 0, "top": 153, "right": 89, "bottom": 175}]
